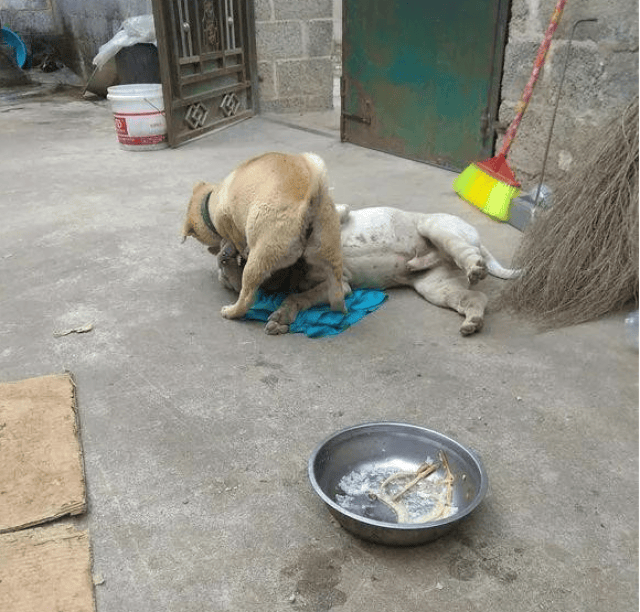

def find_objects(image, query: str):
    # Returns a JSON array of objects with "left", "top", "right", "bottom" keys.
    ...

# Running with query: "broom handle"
[{"left": 499, "top": 0, "right": 567, "bottom": 157}]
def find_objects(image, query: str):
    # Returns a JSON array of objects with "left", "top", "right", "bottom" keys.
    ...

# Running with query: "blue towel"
[{"left": 244, "top": 289, "right": 387, "bottom": 337}]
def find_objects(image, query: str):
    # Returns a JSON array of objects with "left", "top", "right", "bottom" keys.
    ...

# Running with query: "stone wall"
[
  {"left": 0, "top": 0, "right": 55, "bottom": 38},
  {"left": 254, "top": 0, "right": 334, "bottom": 112},
  {"left": 499, "top": 0, "right": 638, "bottom": 188},
  {"left": 0, "top": 0, "right": 151, "bottom": 78}
]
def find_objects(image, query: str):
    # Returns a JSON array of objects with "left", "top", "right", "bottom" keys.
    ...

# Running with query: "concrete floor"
[{"left": 1, "top": 87, "right": 637, "bottom": 612}]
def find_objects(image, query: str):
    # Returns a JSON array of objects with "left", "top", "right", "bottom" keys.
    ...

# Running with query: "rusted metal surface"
[
  {"left": 152, "top": 0, "right": 257, "bottom": 147},
  {"left": 341, "top": 0, "right": 509, "bottom": 171}
]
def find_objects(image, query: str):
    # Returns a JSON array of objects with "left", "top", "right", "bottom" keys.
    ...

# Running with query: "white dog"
[{"left": 216, "top": 205, "right": 518, "bottom": 335}]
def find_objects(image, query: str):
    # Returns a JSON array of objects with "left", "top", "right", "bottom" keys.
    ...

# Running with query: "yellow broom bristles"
[{"left": 453, "top": 164, "right": 520, "bottom": 221}]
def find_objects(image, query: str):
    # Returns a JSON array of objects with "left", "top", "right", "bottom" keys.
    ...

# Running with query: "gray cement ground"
[{"left": 1, "top": 86, "right": 638, "bottom": 612}]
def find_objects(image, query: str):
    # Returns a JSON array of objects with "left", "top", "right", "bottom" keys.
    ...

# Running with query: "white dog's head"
[{"left": 216, "top": 241, "right": 244, "bottom": 292}]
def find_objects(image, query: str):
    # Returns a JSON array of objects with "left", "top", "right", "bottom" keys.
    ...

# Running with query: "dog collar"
[{"left": 200, "top": 191, "right": 216, "bottom": 234}]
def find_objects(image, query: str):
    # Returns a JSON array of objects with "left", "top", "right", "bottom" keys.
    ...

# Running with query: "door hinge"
[
  {"left": 340, "top": 76, "right": 372, "bottom": 125},
  {"left": 480, "top": 108, "right": 490, "bottom": 139},
  {"left": 342, "top": 99, "right": 372, "bottom": 126}
]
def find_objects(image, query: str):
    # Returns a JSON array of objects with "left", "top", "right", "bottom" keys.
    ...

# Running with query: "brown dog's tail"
[
  {"left": 299, "top": 153, "right": 347, "bottom": 312},
  {"left": 302, "top": 152, "right": 329, "bottom": 198},
  {"left": 299, "top": 152, "right": 332, "bottom": 227}
]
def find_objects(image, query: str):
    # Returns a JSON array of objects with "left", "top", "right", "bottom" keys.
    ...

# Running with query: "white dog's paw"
[
  {"left": 265, "top": 310, "right": 291, "bottom": 335},
  {"left": 460, "top": 315, "right": 484, "bottom": 335},
  {"left": 407, "top": 252, "right": 441, "bottom": 272},
  {"left": 466, "top": 259, "right": 487, "bottom": 285},
  {"left": 265, "top": 320, "right": 290, "bottom": 335}
]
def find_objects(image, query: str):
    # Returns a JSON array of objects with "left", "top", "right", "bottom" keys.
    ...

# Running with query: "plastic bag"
[
  {"left": 625, "top": 310, "right": 639, "bottom": 351},
  {"left": 93, "top": 15, "right": 156, "bottom": 69}
]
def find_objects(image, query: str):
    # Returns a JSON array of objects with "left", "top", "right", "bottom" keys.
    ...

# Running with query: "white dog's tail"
[{"left": 481, "top": 246, "right": 521, "bottom": 279}]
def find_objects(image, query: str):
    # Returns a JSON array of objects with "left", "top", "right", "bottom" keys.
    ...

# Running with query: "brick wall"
[
  {"left": 499, "top": 0, "right": 638, "bottom": 188},
  {"left": 254, "top": 0, "right": 334, "bottom": 112}
]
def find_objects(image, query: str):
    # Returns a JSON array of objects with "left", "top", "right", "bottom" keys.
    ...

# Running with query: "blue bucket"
[{"left": 1, "top": 27, "right": 28, "bottom": 68}]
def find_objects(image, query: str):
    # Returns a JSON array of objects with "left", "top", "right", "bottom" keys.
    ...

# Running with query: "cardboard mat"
[
  {"left": 0, "top": 523, "right": 95, "bottom": 612},
  {"left": 0, "top": 373, "right": 95, "bottom": 611},
  {"left": 0, "top": 373, "right": 86, "bottom": 532}
]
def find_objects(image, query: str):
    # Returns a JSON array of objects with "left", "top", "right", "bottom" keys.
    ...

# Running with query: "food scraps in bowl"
[{"left": 335, "top": 451, "right": 457, "bottom": 524}]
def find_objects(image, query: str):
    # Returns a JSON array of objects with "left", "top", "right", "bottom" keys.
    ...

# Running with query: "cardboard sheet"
[
  {"left": 0, "top": 523, "right": 95, "bottom": 612},
  {"left": 0, "top": 373, "right": 87, "bottom": 533}
]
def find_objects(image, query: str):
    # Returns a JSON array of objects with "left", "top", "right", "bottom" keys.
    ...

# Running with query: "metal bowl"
[{"left": 308, "top": 422, "right": 488, "bottom": 546}]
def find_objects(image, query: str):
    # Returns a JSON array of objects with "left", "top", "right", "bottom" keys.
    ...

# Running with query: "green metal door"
[{"left": 341, "top": 0, "right": 509, "bottom": 171}]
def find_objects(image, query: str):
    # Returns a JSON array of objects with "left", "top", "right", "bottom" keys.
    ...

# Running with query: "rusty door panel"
[
  {"left": 152, "top": 0, "right": 257, "bottom": 147},
  {"left": 342, "top": 0, "right": 508, "bottom": 171}
]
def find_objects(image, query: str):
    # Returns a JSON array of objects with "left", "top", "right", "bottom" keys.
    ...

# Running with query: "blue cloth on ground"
[{"left": 244, "top": 289, "right": 387, "bottom": 337}]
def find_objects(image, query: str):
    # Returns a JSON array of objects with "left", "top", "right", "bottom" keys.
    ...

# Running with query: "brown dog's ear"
[
  {"left": 182, "top": 219, "right": 196, "bottom": 243},
  {"left": 207, "top": 246, "right": 220, "bottom": 256},
  {"left": 192, "top": 180, "right": 207, "bottom": 193}
]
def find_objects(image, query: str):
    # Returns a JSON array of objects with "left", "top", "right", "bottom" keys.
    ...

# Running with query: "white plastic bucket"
[{"left": 106, "top": 84, "right": 168, "bottom": 151}]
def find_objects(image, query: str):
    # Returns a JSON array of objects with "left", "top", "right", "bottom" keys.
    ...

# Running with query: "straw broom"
[{"left": 499, "top": 97, "right": 639, "bottom": 329}]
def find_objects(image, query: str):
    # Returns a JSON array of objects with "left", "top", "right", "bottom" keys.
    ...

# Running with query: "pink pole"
[{"left": 499, "top": 0, "right": 568, "bottom": 157}]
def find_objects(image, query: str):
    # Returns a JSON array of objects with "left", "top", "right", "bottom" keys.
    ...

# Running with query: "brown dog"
[{"left": 182, "top": 152, "right": 347, "bottom": 334}]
